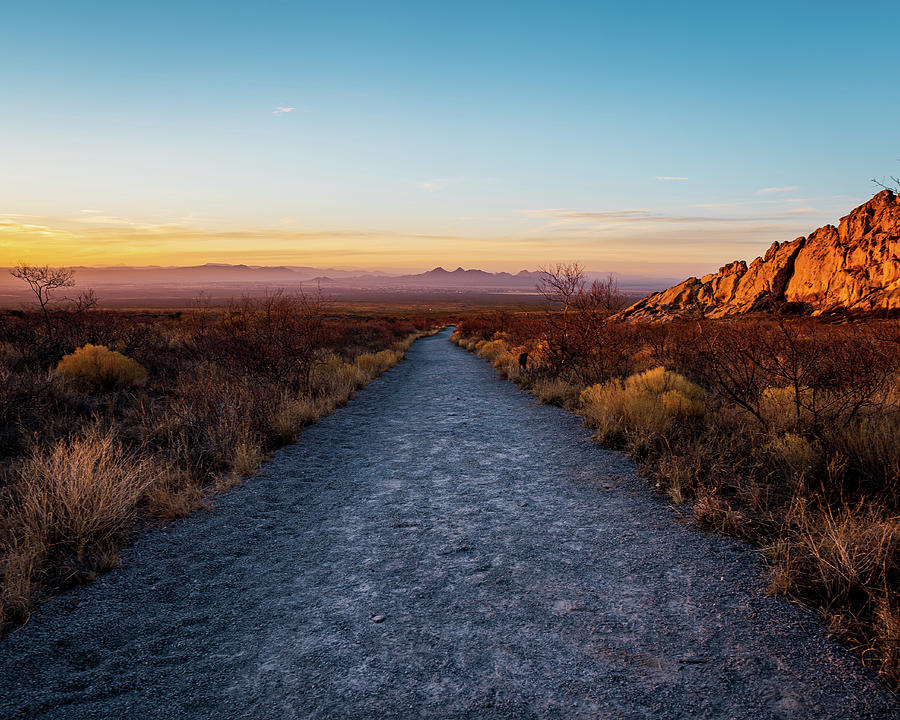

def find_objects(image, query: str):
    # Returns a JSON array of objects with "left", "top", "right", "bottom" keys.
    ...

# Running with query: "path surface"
[{"left": 1, "top": 328, "right": 896, "bottom": 719}]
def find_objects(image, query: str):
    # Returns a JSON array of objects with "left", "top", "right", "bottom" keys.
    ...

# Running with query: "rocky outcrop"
[{"left": 619, "top": 190, "right": 900, "bottom": 319}]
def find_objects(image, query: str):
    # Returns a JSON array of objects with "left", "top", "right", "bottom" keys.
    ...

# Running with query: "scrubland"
[
  {"left": 0, "top": 292, "right": 436, "bottom": 631},
  {"left": 453, "top": 302, "right": 900, "bottom": 684}
]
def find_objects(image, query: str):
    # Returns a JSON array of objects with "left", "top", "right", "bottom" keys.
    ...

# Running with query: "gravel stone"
[{"left": 0, "top": 327, "right": 896, "bottom": 719}]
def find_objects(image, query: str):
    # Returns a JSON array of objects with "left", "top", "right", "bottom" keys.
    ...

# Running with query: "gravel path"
[{"left": 1, "top": 328, "right": 896, "bottom": 719}]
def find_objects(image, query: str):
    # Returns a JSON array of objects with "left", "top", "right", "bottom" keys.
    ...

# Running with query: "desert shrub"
[
  {"left": 532, "top": 377, "right": 582, "bottom": 409},
  {"left": 767, "top": 496, "right": 900, "bottom": 682},
  {"left": 759, "top": 386, "right": 813, "bottom": 432},
  {"left": 143, "top": 466, "right": 209, "bottom": 521},
  {"left": 579, "top": 367, "right": 705, "bottom": 444},
  {"left": 12, "top": 429, "right": 149, "bottom": 570},
  {"left": 477, "top": 339, "right": 508, "bottom": 365},
  {"left": 0, "top": 342, "right": 24, "bottom": 370},
  {"left": 268, "top": 394, "right": 322, "bottom": 443},
  {"left": 762, "top": 432, "right": 819, "bottom": 481},
  {"left": 825, "top": 415, "right": 900, "bottom": 496},
  {"left": 56, "top": 344, "right": 147, "bottom": 392},
  {"left": 579, "top": 378, "right": 629, "bottom": 441},
  {"left": 231, "top": 426, "right": 264, "bottom": 479},
  {"left": 309, "top": 353, "right": 363, "bottom": 399}
]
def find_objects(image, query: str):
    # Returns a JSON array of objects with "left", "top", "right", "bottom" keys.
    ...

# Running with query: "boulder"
[{"left": 618, "top": 190, "right": 900, "bottom": 319}]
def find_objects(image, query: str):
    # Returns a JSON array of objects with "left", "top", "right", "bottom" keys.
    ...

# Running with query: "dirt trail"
[{"left": 1, "top": 328, "right": 896, "bottom": 719}]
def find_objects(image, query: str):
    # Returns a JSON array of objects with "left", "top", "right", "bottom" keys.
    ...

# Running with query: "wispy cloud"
[
  {"left": 522, "top": 208, "right": 748, "bottom": 225},
  {"left": 655, "top": 176, "right": 689, "bottom": 181},
  {"left": 782, "top": 205, "right": 819, "bottom": 215},
  {"left": 419, "top": 176, "right": 499, "bottom": 192},
  {"left": 419, "top": 179, "right": 448, "bottom": 191},
  {"left": 756, "top": 186, "right": 797, "bottom": 195},
  {"left": 272, "top": 106, "right": 295, "bottom": 116}
]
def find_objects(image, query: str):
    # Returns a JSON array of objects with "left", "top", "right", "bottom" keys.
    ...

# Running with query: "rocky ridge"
[{"left": 619, "top": 190, "right": 900, "bottom": 319}]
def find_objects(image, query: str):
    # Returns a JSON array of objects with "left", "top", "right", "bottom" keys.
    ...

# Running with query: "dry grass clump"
[
  {"left": 1, "top": 428, "right": 149, "bottom": 619},
  {"left": 825, "top": 415, "right": 900, "bottom": 491},
  {"left": 15, "top": 429, "right": 149, "bottom": 564},
  {"left": 653, "top": 452, "right": 704, "bottom": 506},
  {"left": 310, "top": 353, "right": 364, "bottom": 399},
  {"left": 268, "top": 394, "right": 323, "bottom": 443},
  {"left": 693, "top": 488, "right": 748, "bottom": 537},
  {"left": 143, "top": 466, "right": 210, "bottom": 520},
  {"left": 761, "top": 432, "right": 818, "bottom": 481},
  {"left": 531, "top": 377, "right": 582, "bottom": 409},
  {"left": 579, "top": 367, "right": 705, "bottom": 445},
  {"left": 766, "top": 497, "right": 900, "bottom": 683},
  {"left": 231, "top": 426, "right": 265, "bottom": 479},
  {"left": 355, "top": 349, "right": 400, "bottom": 381},
  {"left": 874, "top": 599, "right": 900, "bottom": 684},
  {"left": 56, "top": 344, "right": 147, "bottom": 392}
]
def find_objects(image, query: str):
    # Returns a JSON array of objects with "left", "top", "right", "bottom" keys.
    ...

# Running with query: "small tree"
[
  {"left": 538, "top": 262, "right": 584, "bottom": 360},
  {"left": 582, "top": 273, "right": 625, "bottom": 313},
  {"left": 10, "top": 264, "right": 75, "bottom": 339},
  {"left": 872, "top": 160, "right": 900, "bottom": 192}
]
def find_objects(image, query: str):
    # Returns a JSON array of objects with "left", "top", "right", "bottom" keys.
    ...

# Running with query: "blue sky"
[{"left": 1, "top": 1, "right": 898, "bottom": 273}]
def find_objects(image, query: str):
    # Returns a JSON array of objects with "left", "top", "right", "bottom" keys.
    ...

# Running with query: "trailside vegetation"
[
  {"left": 452, "top": 263, "right": 900, "bottom": 685},
  {"left": 0, "top": 283, "right": 437, "bottom": 633}
]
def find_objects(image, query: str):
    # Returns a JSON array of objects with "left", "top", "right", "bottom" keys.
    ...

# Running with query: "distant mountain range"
[
  {"left": 315, "top": 267, "right": 545, "bottom": 290},
  {"left": 0, "top": 264, "right": 675, "bottom": 295}
]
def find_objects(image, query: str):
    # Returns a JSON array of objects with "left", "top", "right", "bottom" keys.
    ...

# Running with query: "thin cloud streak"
[
  {"left": 523, "top": 209, "right": 757, "bottom": 224},
  {"left": 756, "top": 186, "right": 798, "bottom": 195},
  {"left": 272, "top": 106, "right": 295, "bottom": 115}
]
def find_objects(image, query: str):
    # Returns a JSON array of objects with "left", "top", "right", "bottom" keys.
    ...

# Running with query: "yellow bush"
[
  {"left": 310, "top": 353, "right": 363, "bottom": 398},
  {"left": 532, "top": 377, "right": 582, "bottom": 408},
  {"left": 355, "top": 351, "right": 388, "bottom": 380},
  {"left": 579, "top": 379, "right": 628, "bottom": 440},
  {"left": 477, "top": 339, "right": 508, "bottom": 364},
  {"left": 763, "top": 432, "right": 818, "bottom": 479},
  {"left": 268, "top": 394, "right": 323, "bottom": 442},
  {"left": 499, "top": 355, "right": 522, "bottom": 382},
  {"left": 579, "top": 367, "right": 705, "bottom": 443},
  {"left": 759, "top": 386, "right": 813, "bottom": 431},
  {"left": 56, "top": 344, "right": 147, "bottom": 391},
  {"left": 660, "top": 389, "right": 705, "bottom": 418}
]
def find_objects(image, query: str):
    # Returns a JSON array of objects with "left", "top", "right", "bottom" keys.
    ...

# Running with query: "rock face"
[{"left": 619, "top": 190, "right": 900, "bottom": 319}]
